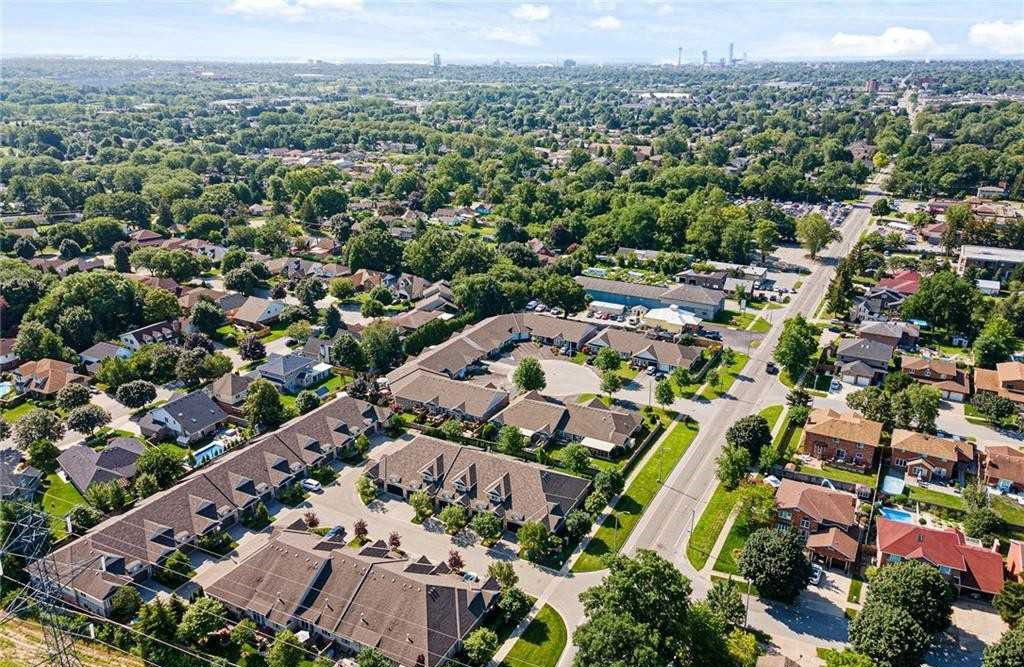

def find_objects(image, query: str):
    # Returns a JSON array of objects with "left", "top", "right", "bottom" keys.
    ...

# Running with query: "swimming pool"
[
  {"left": 193, "top": 441, "right": 225, "bottom": 465},
  {"left": 878, "top": 507, "right": 914, "bottom": 523},
  {"left": 0, "top": 382, "right": 13, "bottom": 399}
]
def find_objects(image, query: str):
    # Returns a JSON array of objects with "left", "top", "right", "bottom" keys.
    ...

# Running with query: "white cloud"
[
  {"left": 512, "top": 4, "right": 550, "bottom": 22},
  {"left": 590, "top": 15, "right": 622, "bottom": 31},
  {"left": 968, "top": 20, "right": 1024, "bottom": 55},
  {"left": 223, "top": 0, "right": 362, "bottom": 19},
  {"left": 655, "top": 4, "right": 673, "bottom": 16},
  {"left": 485, "top": 27, "right": 541, "bottom": 46},
  {"left": 829, "top": 27, "right": 937, "bottom": 57},
  {"left": 591, "top": 0, "right": 618, "bottom": 11}
]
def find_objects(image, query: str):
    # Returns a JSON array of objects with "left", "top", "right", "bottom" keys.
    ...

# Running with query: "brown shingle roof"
[
  {"left": 804, "top": 408, "right": 883, "bottom": 446},
  {"left": 389, "top": 370, "right": 509, "bottom": 421},
  {"left": 891, "top": 429, "right": 975, "bottom": 464},
  {"left": 775, "top": 479, "right": 857, "bottom": 528}
]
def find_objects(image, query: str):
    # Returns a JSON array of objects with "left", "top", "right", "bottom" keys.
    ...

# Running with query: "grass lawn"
[
  {"left": 262, "top": 320, "right": 291, "bottom": 342},
  {"left": 501, "top": 604, "right": 567, "bottom": 667},
  {"left": 748, "top": 317, "right": 771, "bottom": 333},
  {"left": 699, "top": 353, "right": 749, "bottom": 400},
  {"left": 758, "top": 405, "right": 784, "bottom": 432},
  {"left": 778, "top": 370, "right": 797, "bottom": 389},
  {"left": 43, "top": 473, "right": 87, "bottom": 539},
  {"left": 714, "top": 309, "right": 755, "bottom": 330},
  {"left": 158, "top": 443, "right": 191, "bottom": 460},
  {"left": 548, "top": 440, "right": 621, "bottom": 474},
  {"left": 576, "top": 393, "right": 612, "bottom": 406},
  {"left": 907, "top": 485, "right": 964, "bottom": 511},
  {"left": 710, "top": 574, "right": 758, "bottom": 596},
  {"left": 763, "top": 420, "right": 802, "bottom": 468},
  {"left": 795, "top": 463, "right": 876, "bottom": 488},
  {"left": 2, "top": 402, "right": 36, "bottom": 424},
  {"left": 615, "top": 364, "right": 638, "bottom": 381},
  {"left": 712, "top": 509, "right": 752, "bottom": 575},
  {"left": 573, "top": 420, "right": 699, "bottom": 572},
  {"left": 847, "top": 577, "right": 864, "bottom": 604},
  {"left": 687, "top": 483, "right": 742, "bottom": 570}
]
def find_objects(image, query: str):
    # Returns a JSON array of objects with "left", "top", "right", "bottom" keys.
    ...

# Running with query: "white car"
[
  {"left": 301, "top": 478, "right": 322, "bottom": 492},
  {"left": 809, "top": 564, "right": 824, "bottom": 585}
]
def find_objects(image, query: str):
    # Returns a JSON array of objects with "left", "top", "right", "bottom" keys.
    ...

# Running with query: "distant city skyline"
[{"left": 3, "top": 0, "right": 1023, "bottom": 64}]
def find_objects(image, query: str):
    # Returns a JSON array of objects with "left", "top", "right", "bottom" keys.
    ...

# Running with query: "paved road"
[{"left": 539, "top": 176, "right": 884, "bottom": 666}]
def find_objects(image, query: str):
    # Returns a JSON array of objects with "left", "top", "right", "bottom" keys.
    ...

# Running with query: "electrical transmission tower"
[{"left": 1, "top": 503, "right": 85, "bottom": 667}]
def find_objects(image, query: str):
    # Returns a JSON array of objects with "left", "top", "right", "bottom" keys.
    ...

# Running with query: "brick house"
[
  {"left": 802, "top": 408, "right": 883, "bottom": 472},
  {"left": 890, "top": 429, "right": 976, "bottom": 483},
  {"left": 775, "top": 479, "right": 860, "bottom": 570},
  {"left": 984, "top": 445, "right": 1024, "bottom": 493},
  {"left": 900, "top": 356, "right": 970, "bottom": 402}
]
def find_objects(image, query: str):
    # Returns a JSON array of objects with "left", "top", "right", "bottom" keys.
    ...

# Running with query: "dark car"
[
  {"left": 703, "top": 330, "right": 721, "bottom": 341},
  {"left": 766, "top": 362, "right": 779, "bottom": 374}
]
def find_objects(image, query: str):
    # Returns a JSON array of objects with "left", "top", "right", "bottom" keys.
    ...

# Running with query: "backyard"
[
  {"left": 42, "top": 473, "right": 87, "bottom": 539},
  {"left": 573, "top": 420, "right": 700, "bottom": 572},
  {"left": 2, "top": 402, "right": 36, "bottom": 424}
]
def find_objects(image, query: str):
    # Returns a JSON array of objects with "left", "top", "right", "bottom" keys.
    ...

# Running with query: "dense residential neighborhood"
[{"left": 2, "top": 30, "right": 1024, "bottom": 667}]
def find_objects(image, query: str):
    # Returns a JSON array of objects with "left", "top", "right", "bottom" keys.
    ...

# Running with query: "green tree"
[
  {"left": 243, "top": 379, "right": 290, "bottom": 431},
  {"left": 773, "top": 314, "right": 818, "bottom": 382},
  {"left": 332, "top": 333, "right": 367, "bottom": 372},
  {"left": 601, "top": 369, "right": 622, "bottom": 397},
  {"left": 752, "top": 219, "right": 780, "bottom": 261},
  {"left": 109, "top": 585, "right": 143, "bottom": 624},
  {"left": 512, "top": 356, "right": 546, "bottom": 392},
  {"left": 994, "top": 580, "right": 1024, "bottom": 627},
  {"left": 356, "top": 475, "right": 377, "bottom": 505},
  {"left": 294, "top": 390, "right": 320, "bottom": 415},
  {"left": 738, "top": 528, "right": 812, "bottom": 603},
  {"left": 136, "top": 446, "right": 186, "bottom": 488},
  {"left": 865, "top": 560, "right": 955, "bottom": 634},
  {"left": 116, "top": 380, "right": 157, "bottom": 408},
  {"left": 902, "top": 271, "right": 981, "bottom": 338},
  {"left": 13, "top": 321, "right": 73, "bottom": 362},
  {"left": 715, "top": 444, "right": 750, "bottom": 490},
  {"left": 654, "top": 378, "right": 675, "bottom": 407},
  {"left": 133, "top": 472, "right": 160, "bottom": 499},
  {"left": 463, "top": 627, "right": 499, "bottom": 666},
  {"left": 735, "top": 483, "right": 777, "bottom": 529},
  {"left": 438, "top": 504, "right": 469, "bottom": 535},
  {"left": 55, "top": 383, "right": 91, "bottom": 412},
  {"left": 795, "top": 212, "right": 840, "bottom": 259},
  {"left": 849, "top": 602, "right": 930, "bottom": 667},
  {"left": 470, "top": 512, "right": 503, "bottom": 546},
  {"left": 409, "top": 490, "right": 433, "bottom": 523},
  {"left": 487, "top": 561, "right": 519, "bottom": 589},
  {"left": 822, "top": 650, "right": 875, "bottom": 667},
  {"left": 267, "top": 629, "right": 303, "bottom": 667},
  {"left": 536, "top": 273, "right": 587, "bottom": 316},
  {"left": 356, "top": 647, "right": 393, "bottom": 667},
  {"left": 974, "top": 315, "right": 1019, "bottom": 369},
  {"left": 593, "top": 468, "right": 625, "bottom": 498},
  {"left": 517, "top": 520, "right": 554, "bottom": 561},
  {"left": 725, "top": 414, "right": 772, "bottom": 462},
  {"left": 360, "top": 321, "right": 403, "bottom": 371},
  {"left": 593, "top": 347, "right": 622, "bottom": 373},
  {"left": 177, "top": 596, "right": 226, "bottom": 646},
  {"left": 572, "top": 610, "right": 661, "bottom": 667},
  {"left": 561, "top": 442, "right": 591, "bottom": 476},
  {"left": 706, "top": 578, "right": 746, "bottom": 627},
  {"left": 190, "top": 299, "right": 226, "bottom": 335},
  {"left": 496, "top": 425, "right": 526, "bottom": 456},
  {"left": 12, "top": 408, "right": 65, "bottom": 449},
  {"left": 984, "top": 624, "right": 1024, "bottom": 667}
]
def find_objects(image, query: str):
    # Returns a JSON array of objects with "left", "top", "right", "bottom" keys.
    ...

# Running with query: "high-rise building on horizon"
[
  {"left": 729, "top": 42, "right": 735, "bottom": 65},
  {"left": 432, "top": 52, "right": 441, "bottom": 68},
  {"left": 701, "top": 49, "right": 708, "bottom": 65}
]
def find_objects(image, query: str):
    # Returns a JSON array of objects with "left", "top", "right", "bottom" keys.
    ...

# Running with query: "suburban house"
[
  {"left": 876, "top": 270, "right": 921, "bottom": 296},
  {"left": 573, "top": 276, "right": 670, "bottom": 310},
  {"left": 206, "top": 528, "right": 497, "bottom": 667},
  {"left": 367, "top": 435, "right": 590, "bottom": 532},
  {"left": 119, "top": 319, "right": 180, "bottom": 351},
  {"left": 835, "top": 338, "right": 895, "bottom": 385},
  {"left": 983, "top": 445, "right": 1024, "bottom": 493},
  {"left": 178, "top": 287, "right": 247, "bottom": 312},
  {"left": 128, "top": 229, "right": 165, "bottom": 247},
  {"left": 774, "top": 479, "right": 860, "bottom": 570},
  {"left": 300, "top": 329, "right": 362, "bottom": 364},
  {"left": 257, "top": 353, "right": 332, "bottom": 394},
  {"left": 889, "top": 429, "right": 976, "bottom": 483},
  {"left": 139, "top": 390, "right": 228, "bottom": 445},
  {"left": 208, "top": 372, "right": 255, "bottom": 408},
  {"left": 900, "top": 356, "right": 971, "bottom": 402},
  {"left": 856, "top": 321, "right": 920, "bottom": 350},
  {"left": 0, "top": 448, "right": 42, "bottom": 501},
  {"left": 848, "top": 286, "right": 908, "bottom": 323},
  {"left": 128, "top": 273, "right": 182, "bottom": 296},
  {"left": 585, "top": 327, "right": 703, "bottom": 373},
  {"left": 875, "top": 518, "right": 1004, "bottom": 596},
  {"left": 802, "top": 408, "right": 883, "bottom": 471},
  {"left": 79, "top": 341, "right": 131, "bottom": 375},
  {"left": 56, "top": 438, "right": 146, "bottom": 494},
  {"left": 389, "top": 308, "right": 446, "bottom": 335},
  {"left": 495, "top": 391, "right": 644, "bottom": 459},
  {"left": 974, "top": 361, "right": 1024, "bottom": 410},
  {"left": 263, "top": 395, "right": 391, "bottom": 464},
  {"left": 676, "top": 268, "right": 728, "bottom": 291},
  {"left": 389, "top": 369, "right": 509, "bottom": 422},
  {"left": 0, "top": 338, "right": 19, "bottom": 371},
  {"left": 520, "top": 312, "right": 599, "bottom": 353},
  {"left": 37, "top": 396, "right": 389, "bottom": 617},
  {"left": 413, "top": 281, "right": 458, "bottom": 312},
  {"left": 231, "top": 297, "right": 286, "bottom": 329},
  {"left": 13, "top": 358, "right": 88, "bottom": 398},
  {"left": 394, "top": 273, "right": 436, "bottom": 301}
]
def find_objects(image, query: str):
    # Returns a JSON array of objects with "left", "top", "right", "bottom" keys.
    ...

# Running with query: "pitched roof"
[
  {"left": 389, "top": 369, "right": 508, "bottom": 421},
  {"left": 232, "top": 296, "right": 281, "bottom": 325},
  {"left": 986, "top": 445, "right": 1024, "bottom": 485},
  {"left": 573, "top": 275, "right": 667, "bottom": 300},
  {"left": 775, "top": 479, "right": 857, "bottom": 528},
  {"left": 495, "top": 392, "right": 642, "bottom": 449},
  {"left": 259, "top": 353, "right": 315, "bottom": 377},
  {"left": 121, "top": 319, "right": 178, "bottom": 345},
  {"left": 836, "top": 337, "right": 895, "bottom": 364},
  {"left": 660, "top": 283, "right": 726, "bottom": 306},
  {"left": 153, "top": 390, "right": 228, "bottom": 437},
  {"left": 14, "top": 358, "right": 87, "bottom": 395},
  {"left": 57, "top": 439, "right": 145, "bottom": 492},
  {"left": 875, "top": 518, "right": 1004, "bottom": 594},
  {"left": 858, "top": 321, "right": 920, "bottom": 340},
  {"left": 974, "top": 363, "right": 1024, "bottom": 404},
  {"left": 891, "top": 429, "right": 975, "bottom": 464},
  {"left": 209, "top": 372, "right": 255, "bottom": 401},
  {"left": 367, "top": 435, "right": 589, "bottom": 530},
  {"left": 588, "top": 328, "right": 701, "bottom": 368},
  {"left": 877, "top": 270, "right": 921, "bottom": 295},
  {"left": 805, "top": 408, "right": 883, "bottom": 446},
  {"left": 806, "top": 527, "right": 859, "bottom": 562}
]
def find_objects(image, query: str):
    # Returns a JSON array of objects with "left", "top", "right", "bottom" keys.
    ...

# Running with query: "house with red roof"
[
  {"left": 875, "top": 517, "right": 1004, "bottom": 596},
  {"left": 876, "top": 270, "right": 921, "bottom": 295}
]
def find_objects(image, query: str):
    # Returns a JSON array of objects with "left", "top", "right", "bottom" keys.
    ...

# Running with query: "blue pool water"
[
  {"left": 0, "top": 382, "right": 12, "bottom": 399},
  {"left": 878, "top": 507, "right": 914, "bottom": 523},
  {"left": 193, "top": 441, "right": 225, "bottom": 465}
]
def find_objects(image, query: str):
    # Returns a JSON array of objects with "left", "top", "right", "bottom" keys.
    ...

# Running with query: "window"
[
  {"left": 836, "top": 449, "right": 847, "bottom": 461},
  {"left": 938, "top": 565, "right": 952, "bottom": 575},
  {"left": 800, "top": 518, "right": 811, "bottom": 530},
  {"left": 895, "top": 457, "right": 907, "bottom": 467},
  {"left": 779, "top": 510, "right": 791, "bottom": 520},
  {"left": 887, "top": 554, "right": 902, "bottom": 563}
]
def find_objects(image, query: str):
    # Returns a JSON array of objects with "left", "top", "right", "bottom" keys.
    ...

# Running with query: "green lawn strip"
[
  {"left": 794, "top": 463, "right": 875, "bottom": 488},
  {"left": 500, "top": 604, "right": 567, "bottom": 667},
  {"left": 847, "top": 577, "right": 864, "bottom": 604},
  {"left": 712, "top": 511, "right": 752, "bottom": 575},
  {"left": 573, "top": 421, "right": 699, "bottom": 572},
  {"left": 2, "top": 402, "right": 36, "bottom": 424},
  {"left": 548, "top": 441, "right": 620, "bottom": 474},
  {"left": 576, "top": 393, "right": 612, "bottom": 406},
  {"left": 699, "top": 353, "right": 750, "bottom": 400},
  {"left": 748, "top": 317, "right": 771, "bottom": 333},
  {"left": 43, "top": 473, "right": 87, "bottom": 539},
  {"left": 709, "top": 574, "right": 758, "bottom": 596},
  {"left": 758, "top": 405, "right": 784, "bottom": 432},
  {"left": 714, "top": 309, "right": 755, "bottom": 330},
  {"left": 615, "top": 365, "right": 638, "bottom": 381},
  {"left": 687, "top": 483, "right": 742, "bottom": 570}
]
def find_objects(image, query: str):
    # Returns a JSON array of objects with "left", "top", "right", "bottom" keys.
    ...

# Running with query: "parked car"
[
  {"left": 526, "top": 300, "right": 538, "bottom": 310},
  {"left": 766, "top": 362, "right": 778, "bottom": 375},
  {"left": 809, "top": 564, "right": 824, "bottom": 585},
  {"left": 301, "top": 479, "right": 323, "bottom": 492},
  {"left": 646, "top": 366, "right": 658, "bottom": 376}
]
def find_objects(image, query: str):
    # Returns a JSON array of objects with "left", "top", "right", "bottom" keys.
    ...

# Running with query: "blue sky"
[{"left": 3, "top": 1, "right": 1023, "bottom": 64}]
